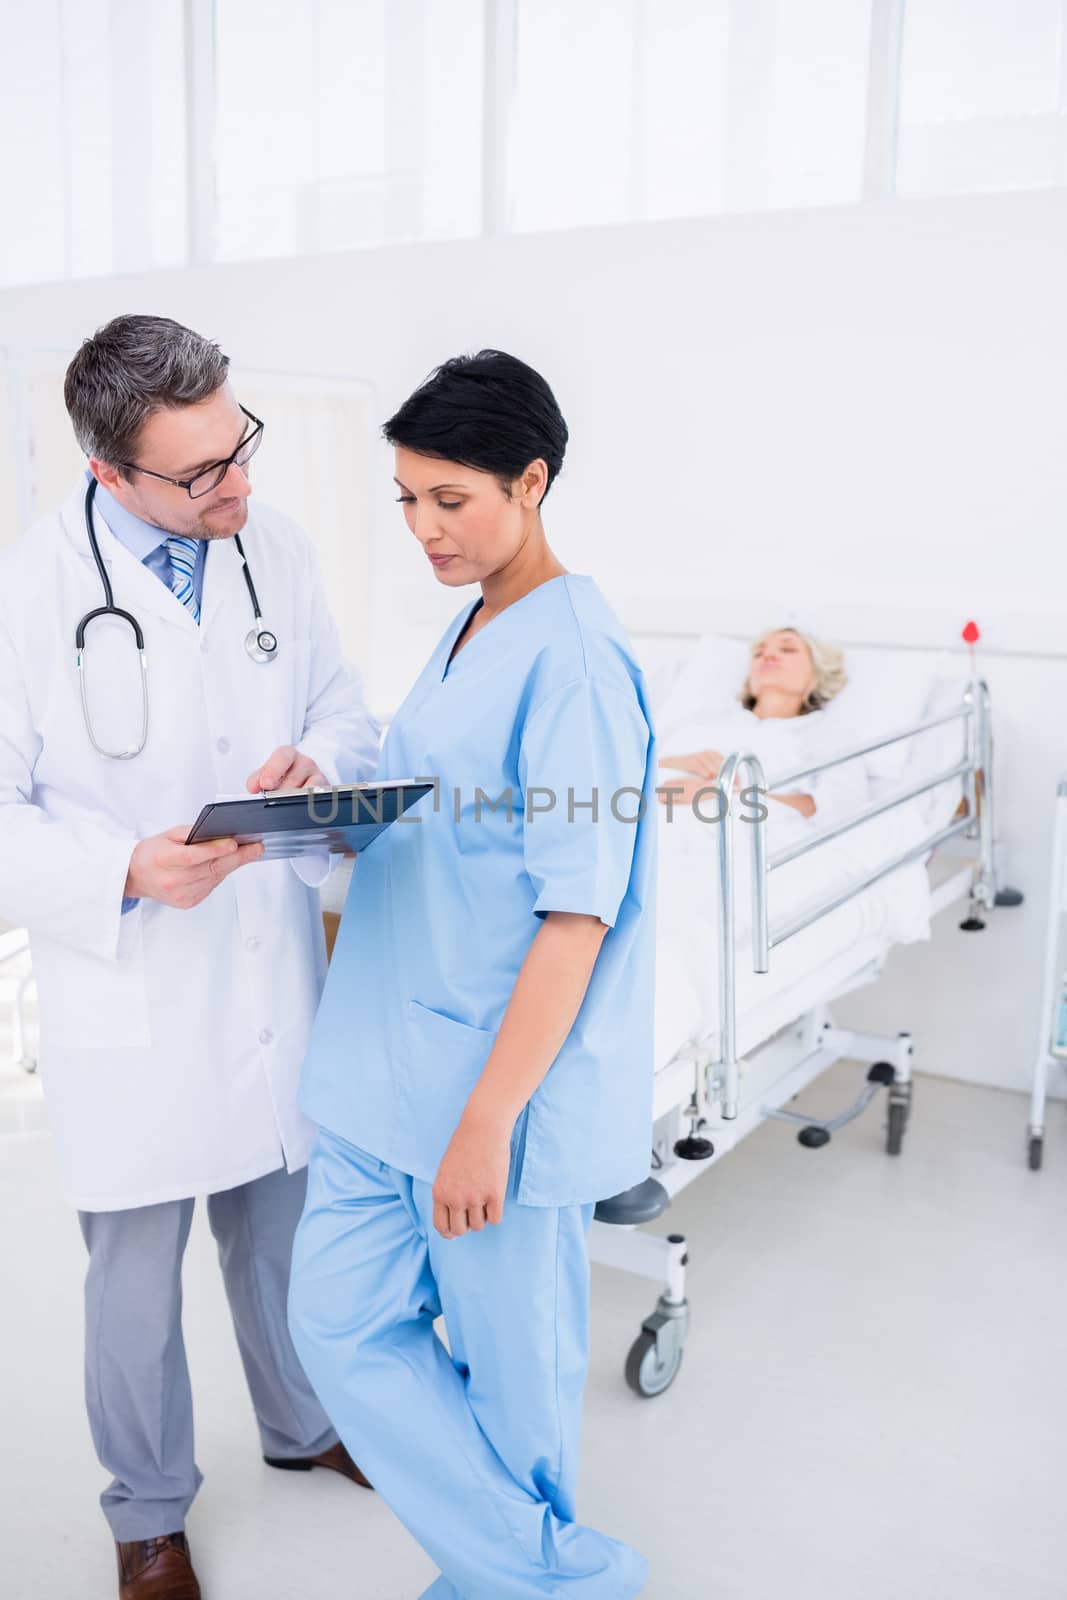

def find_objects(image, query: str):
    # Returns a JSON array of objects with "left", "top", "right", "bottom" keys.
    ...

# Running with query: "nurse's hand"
[
  {"left": 246, "top": 745, "right": 329, "bottom": 794},
  {"left": 125, "top": 827, "right": 265, "bottom": 910},
  {"left": 432, "top": 1113, "right": 511, "bottom": 1239}
]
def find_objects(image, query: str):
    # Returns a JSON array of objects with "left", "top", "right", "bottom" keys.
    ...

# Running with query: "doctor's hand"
[
  {"left": 125, "top": 827, "right": 265, "bottom": 910},
  {"left": 432, "top": 1111, "right": 512, "bottom": 1239},
  {"left": 246, "top": 745, "right": 328, "bottom": 794}
]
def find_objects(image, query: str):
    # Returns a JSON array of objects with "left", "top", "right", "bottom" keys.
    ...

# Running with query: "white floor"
[{"left": 2, "top": 1041, "right": 1066, "bottom": 1599}]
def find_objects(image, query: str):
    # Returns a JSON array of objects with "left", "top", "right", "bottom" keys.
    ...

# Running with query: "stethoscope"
[{"left": 76, "top": 476, "right": 279, "bottom": 760}]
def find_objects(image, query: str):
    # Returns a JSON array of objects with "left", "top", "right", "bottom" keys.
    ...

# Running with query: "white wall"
[{"left": 1, "top": 188, "right": 1065, "bottom": 1098}]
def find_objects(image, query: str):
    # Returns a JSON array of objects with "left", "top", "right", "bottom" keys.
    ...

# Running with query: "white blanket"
[{"left": 652, "top": 707, "right": 947, "bottom": 1070}]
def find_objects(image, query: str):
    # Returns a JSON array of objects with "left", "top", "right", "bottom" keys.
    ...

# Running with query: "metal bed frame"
[
  {"left": 1026, "top": 774, "right": 1067, "bottom": 1171},
  {"left": 589, "top": 678, "right": 1001, "bottom": 1397},
  {"left": 0, "top": 927, "right": 37, "bottom": 1075}
]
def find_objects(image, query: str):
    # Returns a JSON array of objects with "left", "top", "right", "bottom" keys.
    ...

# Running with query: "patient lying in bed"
[
  {"left": 656, "top": 625, "right": 864, "bottom": 828},
  {"left": 651, "top": 625, "right": 935, "bottom": 1061}
]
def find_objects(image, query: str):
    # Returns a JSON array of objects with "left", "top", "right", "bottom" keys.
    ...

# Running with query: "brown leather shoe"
[
  {"left": 116, "top": 1533, "right": 201, "bottom": 1599},
  {"left": 264, "top": 1438, "right": 372, "bottom": 1489}
]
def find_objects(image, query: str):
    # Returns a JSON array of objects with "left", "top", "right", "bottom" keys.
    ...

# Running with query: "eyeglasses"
[{"left": 119, "top": 406, "right": 265, "bottom": 499}]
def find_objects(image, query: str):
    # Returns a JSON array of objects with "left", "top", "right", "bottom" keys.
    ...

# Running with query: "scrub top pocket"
[{"left": 399, "top": 1000, "right": 499, "bottom": 1178}]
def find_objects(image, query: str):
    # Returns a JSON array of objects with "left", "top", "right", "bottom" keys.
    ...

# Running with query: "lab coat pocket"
[
  {"left": 32, "top": 908, "right": 152, "bottom": 1050},
  {"left": 402, "top": 1000, "right": 498, "bottom": 1175}
]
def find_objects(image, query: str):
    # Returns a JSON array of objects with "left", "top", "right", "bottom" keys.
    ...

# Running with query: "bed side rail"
[{"left": 711, "top": 679, "right": 993, "bottom": 1118}]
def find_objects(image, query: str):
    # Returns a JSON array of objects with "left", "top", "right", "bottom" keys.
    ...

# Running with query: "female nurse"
[{"left": 288, "top": 350, "right": 656, "bottom": 1599}]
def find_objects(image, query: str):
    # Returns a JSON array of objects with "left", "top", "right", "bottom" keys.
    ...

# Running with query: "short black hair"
[{"left": 383, "top": 349, "right": 568, "bottom": 505}]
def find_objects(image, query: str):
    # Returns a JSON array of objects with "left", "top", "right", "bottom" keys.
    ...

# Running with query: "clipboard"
[{"left": 186, "top": 779, "right": 434, "bottom": 859}]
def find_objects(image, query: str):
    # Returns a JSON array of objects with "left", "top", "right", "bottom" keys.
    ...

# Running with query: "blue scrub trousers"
[{"left": 288, "top": 1129, "right": 648, "bottom": 1599}]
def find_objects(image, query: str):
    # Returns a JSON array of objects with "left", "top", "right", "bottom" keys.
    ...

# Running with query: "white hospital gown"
[{"left": 657, "top": 703, "right": 867, "bottom": 832}]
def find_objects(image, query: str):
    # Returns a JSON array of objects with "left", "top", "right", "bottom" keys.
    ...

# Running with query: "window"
[
  {"left": 3, "top": 0, "right": 1066, "bottom": 289},
  {"left": 762, "top": 0, "right": 874, "bottom": 209},
  {"left": 213, "top": 0, "right": 485, "bottom": 260},
  {"left": 508, "top": 0, "right": 874, "bottom": 230},
  {"left": 897, "top": 0, "right": 1067, "bottom": 197},
  {"left": 0, "top": 0, "right": 187, "bottom": 289}
]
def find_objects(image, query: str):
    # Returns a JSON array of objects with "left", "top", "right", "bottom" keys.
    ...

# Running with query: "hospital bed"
[
  {"left": 589, "top": 630, "right": 1007, "bottom": 1398},
  {"left": 1026, "top": 775, "right": 1067, "bottom": 1170}
]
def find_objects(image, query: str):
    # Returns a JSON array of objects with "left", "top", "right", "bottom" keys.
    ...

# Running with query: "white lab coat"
[{"left": 0, "top": 481, "right": 379, "bottom": 1211}]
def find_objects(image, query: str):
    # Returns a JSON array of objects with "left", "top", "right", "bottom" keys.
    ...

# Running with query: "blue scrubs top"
[{"left": 298, "top": 574, "right": 657, "bottom": 1207}]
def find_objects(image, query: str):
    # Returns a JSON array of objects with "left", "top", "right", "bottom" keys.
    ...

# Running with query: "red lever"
[{"left": 961, "top": 620, "right": 980, "bottom": 645}]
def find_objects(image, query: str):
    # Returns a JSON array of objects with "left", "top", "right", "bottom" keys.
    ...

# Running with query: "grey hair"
[
  {"left": 740, "top": 625, "right": 848, "bottom": 716},
  {"left": 64, "top": 314, "right": 230, "bottom": 468}
]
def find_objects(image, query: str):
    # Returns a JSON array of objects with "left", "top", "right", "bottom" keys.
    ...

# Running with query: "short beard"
[
  {"left": 125, "top": 484, "right": 248, "bottom": 542},
  {"left": 193, "top": 497, "right": 249, "bottom": 539},
  {"left": 163, "top": 503, "right": 248, "bottom": 541}
]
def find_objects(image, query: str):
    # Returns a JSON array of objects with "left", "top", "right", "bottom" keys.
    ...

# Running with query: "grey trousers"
[{"left": 78, "top": 1163, "right": 338, "bottom": 1541}]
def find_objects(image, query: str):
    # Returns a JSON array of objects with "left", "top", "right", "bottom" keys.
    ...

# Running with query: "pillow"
[
  {"left": 653, "top": 632, "right": 749, "bottom": 747},
  {"left": 636, "top": 637, "right": 694, "bottom": 723},
  {"left": 654, "top": 631, "right": 956, "bottom": 789},
  {"left": 818, "top": 647, "right": 948, "bottom": 780}
]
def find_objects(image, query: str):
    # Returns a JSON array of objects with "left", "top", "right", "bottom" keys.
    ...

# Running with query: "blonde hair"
[{"left": 740, "top": 626, "right": 847, "bottom": 716}]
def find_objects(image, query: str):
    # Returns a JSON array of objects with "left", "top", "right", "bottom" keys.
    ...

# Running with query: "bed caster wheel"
[
  {"left": 1028, "top": 1133, "right": 1044, "bottom": 1171},
  {"left": 624, "top": 1296, "right": 688, "bottom": 1399},
  {"left": 625, "top": 1328, "right": 684, "bottom": 1399},
  {"left": 995, "top": 886, "right": 1024, "bottom": 907},
  {"left": 959, "top": 890, "right": 988, "bottom": 930},
  {"left": 885, "top": 1079, "right": 912, "bottom": 1157},
  {"left": 797, "top": 1125, "right": 830, "bottom": 1149},
  {"left": 886, "top": 1100, "right": 909, "bottom": 1156}
]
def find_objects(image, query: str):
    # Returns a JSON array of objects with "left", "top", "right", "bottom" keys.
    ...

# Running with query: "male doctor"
[{"left": 0, "top": 316, "right": 379, "bottom": 1600}]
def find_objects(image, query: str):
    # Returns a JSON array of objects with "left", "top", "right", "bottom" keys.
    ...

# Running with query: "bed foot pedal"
[
  {"left": 767, "top": 1063, "right": 899, "bottom": 1145},
  {"left": 673, "top": 1133, "right": 715, "bottom": 1161},
  {"left": 594, "top": 1177, "right": 671, "bottom": 1226},
  {"left": 797, "top": 1125, "right": 831, "bottom": 1149}
]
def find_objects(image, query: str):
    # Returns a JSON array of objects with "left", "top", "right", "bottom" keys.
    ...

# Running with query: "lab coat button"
[
  {"left": 259, "top": 1028, "right": 274, "bottom": 1046},
  {"left": 246, "top": 937, "right": 261, "bottom": 953},
  {"left": 216, "top": 737, "right": 231, "bottom": 754}
]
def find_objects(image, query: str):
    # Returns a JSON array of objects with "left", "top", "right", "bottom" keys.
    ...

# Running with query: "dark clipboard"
[{"left": 185, "top": 779, "right": 434, "bottom": 859}]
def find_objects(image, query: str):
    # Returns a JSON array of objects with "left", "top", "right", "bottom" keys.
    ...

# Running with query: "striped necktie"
[{"left": 165, "top": 535, "right": 201, "bottom": 623}]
